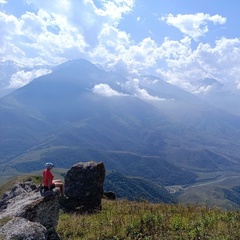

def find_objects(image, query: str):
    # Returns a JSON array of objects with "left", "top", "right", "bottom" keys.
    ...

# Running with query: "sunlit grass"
[{"left": 57, "top": 199, "right": 240, "bottom": 240}]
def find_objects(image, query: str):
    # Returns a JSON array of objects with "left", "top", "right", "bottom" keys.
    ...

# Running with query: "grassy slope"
[
  {"left": 57, "top": 199, "right": 240, "bottom": 240},
  {"left": 2, "top": 174, "right": 240, "bottom": 239},
  {"left": 176, "top": 172, "right": 240, "bottom": 210}
]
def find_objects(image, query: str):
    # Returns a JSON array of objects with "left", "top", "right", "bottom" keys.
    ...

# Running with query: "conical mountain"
[{"left": 0, "top": 59, "right": 168, "bottom": 161}]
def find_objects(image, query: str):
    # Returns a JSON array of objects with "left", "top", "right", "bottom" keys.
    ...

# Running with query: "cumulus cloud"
[
  {"left": 1, "top": 0, "right": 240, "bottom": 96},
  {"left": 92, "top": 83, "right": 127, "bottom": 97},
  {"left": 8, "top": 68, "right": 51, "bottom": 88},
  {"left": 123, "top": 78, "right": 166, "bottom": 101},
  {"left": 154, "top": 36, "right": 240, "bottom": 93},
  {"left": 0, "top": 12, "right": 21, "bottom": 46},
  {"left": 193, "top": 85, "right": 214, "bottom": 95},
  {"left": 162, "top": 13, "right": 226, "bottom": 40},
  {"left": 0, "top": 0, "right": 135, "bottom": 66},
  {"left": 101, "top": 37, "right": 159, "bottom": 76},
  {"left": 22, "top": 0, "right": 134, "bottom": 50},
  {"left": 92, "top": 78, "right": 165, "bottom": 101}
]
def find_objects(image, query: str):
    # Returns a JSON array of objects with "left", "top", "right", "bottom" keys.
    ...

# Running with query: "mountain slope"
[
  {"left": 104, "top": 171, "right": 176, "bottom": 203},
  {"left": 1, "top": 59, "right": 240, "bottom": 187}
]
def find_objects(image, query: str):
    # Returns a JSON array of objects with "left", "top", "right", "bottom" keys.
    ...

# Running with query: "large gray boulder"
[{"left": 63, "top": 161, "right": 105, "bottom": 212}]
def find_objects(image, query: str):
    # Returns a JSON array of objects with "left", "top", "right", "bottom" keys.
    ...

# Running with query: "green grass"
[{"left": 57, "top": 199, "right": 240, "bottom": 240}]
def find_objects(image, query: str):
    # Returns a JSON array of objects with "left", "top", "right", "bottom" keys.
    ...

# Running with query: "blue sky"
[{"left": 1, "top": 0, "right": 240, "bottom": 95}]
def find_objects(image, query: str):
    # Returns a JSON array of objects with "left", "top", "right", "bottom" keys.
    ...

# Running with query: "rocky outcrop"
[
  {"left": 0, "top": 161, "right": 106, "bottom": 239},
  {"left": 1, "top": 217, "right": 47, "bottom": 240},
  {"left": 63, "top": 161, "right": 105, "bottom": 212},
  {"left": 0, "top": 178, "right": 60, "bottom": 240}
]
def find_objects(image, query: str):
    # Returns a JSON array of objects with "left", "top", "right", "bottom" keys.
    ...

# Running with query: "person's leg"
[
  {"left": 53, "top": 179, "right": 62, "bottom": 183},
  {"left": 44, "top": 184, "right": 55, "bottom": 192},
  {"left": 43, "top": 186, "right": 54, "bottom": 195},
  {"left": 54, "top": 182, "right": 64, "bottom": 195},
  {"left": 43, "top": 186, "right": 48, "bottom": 194}
]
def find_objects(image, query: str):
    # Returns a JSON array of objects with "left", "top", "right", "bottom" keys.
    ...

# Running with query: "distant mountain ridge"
[{"left": 1, "top": 59, "right": 240, "bottom": 200}]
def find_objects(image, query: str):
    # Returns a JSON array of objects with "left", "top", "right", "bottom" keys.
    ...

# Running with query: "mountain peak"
[
  {"left": 52, "top": 59, "right": 100, "bottom": 73},
  {"left": 200, "top": 78, "right": 223, "bottom": 87}
]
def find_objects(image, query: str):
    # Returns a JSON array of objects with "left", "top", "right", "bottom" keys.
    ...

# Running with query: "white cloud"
[
  {"left": 237, "top": 81, "right": 240, "bottom": 90},
  {"left": 98, "top": 25, "right": 131, "bottom": 52},
  {"left": 85, "top": 29, "right": 240, "bottom": 95},
  {"left": 193, "top": 85, "right": 214, "bottom": 95},
  {"left": 92, "top": 77, "right": 166, "bottom": 101},
  {"left": 1, "top": 0, "right": 240, "bottom": 95},
  {"left": 20, "top": 10, "right": 88, "bottom": 58},
  {"left": 150, "top": 35, "right": 240, "bottom": 94},
  {"left": 0, "top": 0, "right": 135, "bottom": 66},
  {"left": 92, "top": 83, "right": 127, "bottom": 97},
  {"left": 162, "top": 13, "right": 226, "bottom": 40},
  {"left": 100, "top": 37, "right": 159, "bottom": 76},
  {"left": 94, "top": 0, "right": 134, "bottom": 18},
  {"left": 22, "top": 0, "right": 134, "bottom": 49},
  {"left": 0, "top": 12, "right": 21, "bottom": 46},
  {"left": 0, "top": 0, "right": 137, "bottom": 91},
  {"left": 8, "top": 68, "right": 51, "bottom": 88},
  {"left": 123, "top": 78, "right": 166, "bottom": 101}
]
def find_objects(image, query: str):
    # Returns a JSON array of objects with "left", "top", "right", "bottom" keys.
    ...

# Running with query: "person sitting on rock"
[{"left": 42, "top": 162, "right": 64, "bottom": 195}]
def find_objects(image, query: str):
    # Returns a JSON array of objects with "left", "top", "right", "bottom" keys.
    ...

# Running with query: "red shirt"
[{"left": 43, "top": 169, "right": 54, "bottom": 187}]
